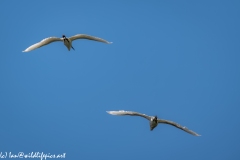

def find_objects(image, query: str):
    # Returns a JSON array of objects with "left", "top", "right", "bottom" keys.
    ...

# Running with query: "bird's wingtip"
[
  {"left": 106, "top": 111, "right": 119, "bottom": 115},
  {"left": 22, "top": 49, "right": 30, "bottom": 52},
  {"left": 193, "top": 133, "right": 201, "bottom": 136}
]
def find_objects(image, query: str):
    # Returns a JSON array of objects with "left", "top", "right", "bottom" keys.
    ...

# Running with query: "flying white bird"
[
  {"left": 107, "top": 110, "right": 200, "bottom": 136},
  {"left": 23, "top": 34, "right": 112, "bottom": 52}
]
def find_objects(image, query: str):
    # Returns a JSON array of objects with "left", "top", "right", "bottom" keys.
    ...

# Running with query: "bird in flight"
[
  {"left": 107, "top": 110, "right": 200, "bottom": 136},
  {"left": 23, "top": 34, "right": 112, "bottom": 52}
]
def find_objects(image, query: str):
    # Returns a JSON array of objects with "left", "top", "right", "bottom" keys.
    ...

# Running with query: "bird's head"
[
  {"left": 62, "top": 35, "right": 66, "bottom": 38},
  {"left": 151, "top": 116, "right": 158, "bottom": 122}
]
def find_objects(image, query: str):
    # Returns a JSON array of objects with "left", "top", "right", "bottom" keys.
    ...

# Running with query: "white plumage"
[
  {"left": 107, "top": 110, "right": 200, "bottom": 136},
  {"left": 23, "top": 34, "right": 112, "bottom": 52}
]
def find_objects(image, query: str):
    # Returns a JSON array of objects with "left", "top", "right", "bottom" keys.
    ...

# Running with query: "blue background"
[{"left": 1, "top": 0, "right": 240, "bottom": 159}]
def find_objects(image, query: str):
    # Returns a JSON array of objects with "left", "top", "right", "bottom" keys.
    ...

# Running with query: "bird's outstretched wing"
[
  {"left": 107, "top": 110, "right": 151, "bottom": 120},
  {"left": 69, "top": 34, "right": 112, "bottom": 44},
  {"left": 157, "top": 119, "right": 200, "bottom": 136},
  {"left": 23, "top": 37, "right": 62, "bottom": 52}
]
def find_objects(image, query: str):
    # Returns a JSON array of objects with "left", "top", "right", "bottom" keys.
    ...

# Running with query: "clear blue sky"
[{"left": 1, "top": 0, "right": 240, "bottom": 159}]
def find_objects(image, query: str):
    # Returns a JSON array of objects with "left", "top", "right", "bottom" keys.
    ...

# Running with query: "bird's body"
[
  {"left": 23, "top": 34, "right": 112, "bottom": 52},
  {"left": 150, "top": 116, "right": 158, "bottom": 131},
  {"left": 63, "top": 36, "right": 72, "bottom": 51},
  {"left": 107, "top": 110, "right": 200, "bottom": 136}
]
